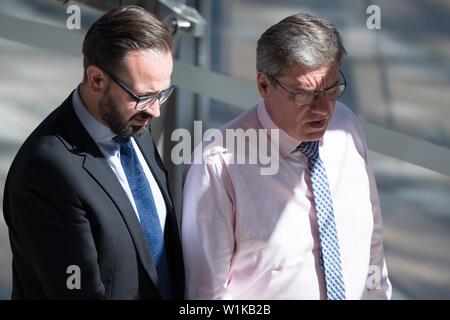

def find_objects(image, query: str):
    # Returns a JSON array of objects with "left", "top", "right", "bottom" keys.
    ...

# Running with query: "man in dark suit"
[{"left": 2, "top": 6, "right": 184, "bottom": 299}]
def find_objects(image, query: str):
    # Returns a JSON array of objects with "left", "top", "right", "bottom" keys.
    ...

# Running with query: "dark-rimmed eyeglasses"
[
  {"left": 269, "top": 70, "right": 347, "bottom": 106},
  {"left": 102, "top": 68, "right": 175, "bottom": 111}
]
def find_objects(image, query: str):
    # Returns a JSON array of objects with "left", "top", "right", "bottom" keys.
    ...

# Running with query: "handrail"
[{"left": 1, "top": 13, "right": 449, "bottom": 176}]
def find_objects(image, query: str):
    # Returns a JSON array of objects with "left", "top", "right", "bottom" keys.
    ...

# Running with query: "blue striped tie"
[
  {"left": 298, "top": 140, "right": 346, "bottom": 300},
  {"left": 114, "top": 136, "right": 173, "bottom": 299}
]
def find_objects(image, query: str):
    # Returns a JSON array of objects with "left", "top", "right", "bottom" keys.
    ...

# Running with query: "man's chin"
[
  {"left": 131, "top": 124, "right": 150, "bottom": 137},
  {"left": 113, "top": 124, "right": 148, "bottom": 138},
  {"left": 300, "top": 128, "right": 326, "bottom": 142}
]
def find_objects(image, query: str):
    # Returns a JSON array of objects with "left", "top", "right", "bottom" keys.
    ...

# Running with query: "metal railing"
[{"left": 1, "top": 12, "right": 449, "bottom": 177}]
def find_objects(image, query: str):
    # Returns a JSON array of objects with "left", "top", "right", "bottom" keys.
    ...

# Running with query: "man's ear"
[
  {"left": 257, "top": 72, "right": 270, "bottom": 99},
  {"left": 85, "top": 65, "right": 109, "bottom": 94}
]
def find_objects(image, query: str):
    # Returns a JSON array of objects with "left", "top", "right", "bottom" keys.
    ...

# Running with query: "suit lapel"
[
  {"left": 57, "top": 95, "right": 161, "bottom": 295},
  {"left": 82, "top": 155, "right": 161, "bottom": 292}
]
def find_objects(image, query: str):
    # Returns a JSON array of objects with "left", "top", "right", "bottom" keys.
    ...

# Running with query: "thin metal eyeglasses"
[
  {"left": 270, "top": 70, "right": 347, "bottom": 106},
  {"left": 102, "top": 68, "right": 175, "bottom": 111}
]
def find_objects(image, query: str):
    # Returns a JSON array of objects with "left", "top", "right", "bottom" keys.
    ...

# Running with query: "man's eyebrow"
[
  {"left": 136, "top": 84, "right": 172, "bottom": 97},
  {"left": 120, "top": 79, "right": 153, "bottom": 96},
  {"left": 290, "top": 77, "right": 339, "bottom": 92},
  {"left": 136, "top": 89, "right": 158, "bottom": 96},
  {"left": 326, "top": 79, "right": 340, "bottom": 88}
]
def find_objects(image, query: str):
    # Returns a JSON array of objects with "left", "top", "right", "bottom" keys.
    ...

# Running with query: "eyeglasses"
[
  {"left": 102, "top": 68, "right": 175, "bottom": 111},
  {"left": 269, "top": 70, "right": 347, "bottom": 106}
]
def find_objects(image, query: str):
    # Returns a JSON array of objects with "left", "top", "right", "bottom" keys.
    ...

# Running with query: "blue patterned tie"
[
  {"left": 297, "top": 140, "right": 346, "bottom": 300},
  {"left": 114, "top": 136, "right": 173, "bottom": 299}
]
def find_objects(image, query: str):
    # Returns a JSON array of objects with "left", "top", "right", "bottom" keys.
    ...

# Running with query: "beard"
[{"left": 98, "top": 89, "right": 151, "bottom": 138}]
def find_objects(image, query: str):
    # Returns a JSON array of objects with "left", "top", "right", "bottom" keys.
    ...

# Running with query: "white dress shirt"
[
  {"left": 72, "top": 87, "right": 167, "bottom": 229},
  {"left": 182, "top": 100, "right": 392, "bottom": 300}
]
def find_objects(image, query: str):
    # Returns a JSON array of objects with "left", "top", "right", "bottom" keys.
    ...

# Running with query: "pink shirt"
[{"left": 182, "top": 101, "right": 391, "bottom": 299}]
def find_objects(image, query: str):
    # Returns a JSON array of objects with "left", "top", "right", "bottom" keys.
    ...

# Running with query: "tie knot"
[
  {"left": 297, "top": 140, "right": 319, "bottom": 159},
  {"left": 114, "top": 136, "right": 131, "bottom": 147}
]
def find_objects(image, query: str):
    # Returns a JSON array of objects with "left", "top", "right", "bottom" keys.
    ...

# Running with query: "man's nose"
[
  {"left": 144, "top": 100, "right": 161, "bottom": 118},
  {"left": 312, "top": 92, "right": 330, "bottom": 114}
]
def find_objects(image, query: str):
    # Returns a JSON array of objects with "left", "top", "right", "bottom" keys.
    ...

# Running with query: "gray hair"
[{"left": 256, "top": 13, "right": 346, "bottom": 77}]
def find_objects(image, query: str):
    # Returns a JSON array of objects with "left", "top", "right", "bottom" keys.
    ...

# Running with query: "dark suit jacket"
[{"left": 2, "top": 92, "right": 184, "bottom": 299}]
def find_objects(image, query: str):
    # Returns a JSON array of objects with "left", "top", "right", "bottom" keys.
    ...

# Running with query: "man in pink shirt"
[{"left": 182, "top": 13, "right": 391, "bottom": 300}]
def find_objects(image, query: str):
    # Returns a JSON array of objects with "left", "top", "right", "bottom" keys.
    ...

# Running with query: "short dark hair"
[
  {"left": 82, "top": 5, "right": 172, "bottom": 80},
  {"left": 257, "top": 13, "right": 346, "bottom": 77}
]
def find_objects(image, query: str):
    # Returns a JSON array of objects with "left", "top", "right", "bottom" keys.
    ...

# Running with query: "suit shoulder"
[
  {"left": 16, "top": 130, "right": 74, "bottom": 169},
  {"left": 7, "top": 119, "right": 80, "bottom": 192}
]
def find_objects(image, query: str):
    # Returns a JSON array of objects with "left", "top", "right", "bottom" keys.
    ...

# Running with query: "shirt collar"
[
  {"left": 72, "top": 85, "right": 116, "bottom": 144},
  {"left": 256, "top": 100, "right": 302, "bottom": 157}
]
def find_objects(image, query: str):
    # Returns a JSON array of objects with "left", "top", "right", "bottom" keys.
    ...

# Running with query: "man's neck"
[{"left": 79, "top": 82, "right": 103, "bottom": 124}]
